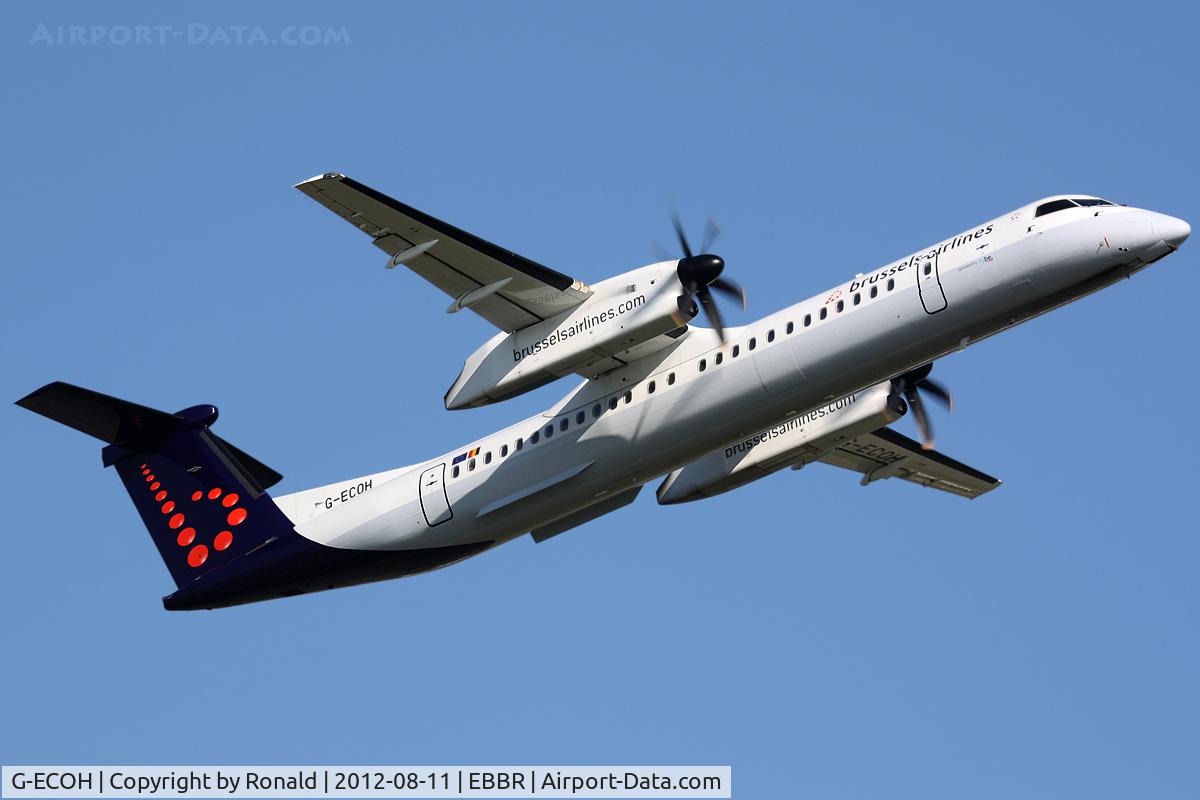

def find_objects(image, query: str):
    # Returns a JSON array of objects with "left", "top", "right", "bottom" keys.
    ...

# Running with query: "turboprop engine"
[
  {"left": 446, "top": 216, "right": 747, "bottom": 409},
  {"left": 656, "top": 382, "right": 907, "bottom": 503},
  {"left": 445, "top": 262, "right": 693, "bottom": 409}
]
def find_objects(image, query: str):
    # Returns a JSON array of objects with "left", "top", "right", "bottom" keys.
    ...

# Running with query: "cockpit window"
[
  {"left": 1034, "top": 199, "right": 1079, "bottom": 218},
  {"left": 1073, "top": 198, "right": 1115, "bottom": 207}
]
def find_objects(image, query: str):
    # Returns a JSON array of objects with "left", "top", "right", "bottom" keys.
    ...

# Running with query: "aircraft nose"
[{"left": 1158, "top": 214, "right": 1190, "bottom": 250}]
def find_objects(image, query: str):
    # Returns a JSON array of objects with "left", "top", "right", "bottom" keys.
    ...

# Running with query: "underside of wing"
[
  {"left": 817, "top": 427, "right": 1000, "bottom": 499},
  {"left": 295, "top": 173, "right": 592, "bottom": 331}
]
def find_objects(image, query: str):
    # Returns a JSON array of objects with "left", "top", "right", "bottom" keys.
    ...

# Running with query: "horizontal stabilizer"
[
  {"left": 16, "top": 381, "right": 283, "bottom": 490},
  {"left": 17, "top": 381, "right": 181, "bottom": 444}
]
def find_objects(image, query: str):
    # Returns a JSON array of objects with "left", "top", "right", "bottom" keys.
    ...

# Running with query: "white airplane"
[{"left": 17, "top": 175, "right": 1190, "bottom": 609}]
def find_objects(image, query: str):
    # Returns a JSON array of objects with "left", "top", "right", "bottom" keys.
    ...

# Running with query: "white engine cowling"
[
  {"left": 445, "top": 262, "right": 692, "bottom": 409},
  {"left": 656, "top": 383, "right": 906, "bottom": 503}
]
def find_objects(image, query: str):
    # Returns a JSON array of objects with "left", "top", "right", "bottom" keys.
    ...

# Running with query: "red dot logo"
[
  {"left": 187, "top": 545, "right": 208, "bottom": 568},
  {"left": 226, "top": 508, "right": 247, "bottom": 526},
  {"left": 208, "top": 488, "right": 222, "bottom": 500},
  {"left": 222, "top": 493, "right": 239, "bottom": 508},
  {"left": 168, "top": 513, "right": 186, "bottom": 529},
  {"left": 177, "top": 527, "right": 196, "bottom": 546},
  {"left": 214, "top": 531, "right": 233, "bottom": 551},
  {"left": 161, "top": 500, "right": 176, "bottom": 514}
]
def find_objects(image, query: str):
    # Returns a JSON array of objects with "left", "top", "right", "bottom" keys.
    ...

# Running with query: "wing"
[
  {"left": 294, "top": 173, "right": 592, "bottom": 331},
  {"left": 816, "top": 427, "right": 1000, "bottom": 499}
]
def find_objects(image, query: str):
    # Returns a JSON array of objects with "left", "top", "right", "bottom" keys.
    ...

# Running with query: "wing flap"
[{"left": 817, "top": 427, "right": 1000, "bottom": 499}]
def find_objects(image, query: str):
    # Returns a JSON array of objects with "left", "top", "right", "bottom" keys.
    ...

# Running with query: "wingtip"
[
  {"left": 15, "top": 381, "right": 62, "bottom": 409},
  {"left": 293, "top": 172, "right": 345, "bottom": 189}
]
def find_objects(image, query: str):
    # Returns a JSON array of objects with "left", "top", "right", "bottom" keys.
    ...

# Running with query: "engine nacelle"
[
  {"left": 656, "top": 383, "right": 906, "bottom": 503},
  {"left": 445, "top": 263, "right": 691, "bottom": 409}
]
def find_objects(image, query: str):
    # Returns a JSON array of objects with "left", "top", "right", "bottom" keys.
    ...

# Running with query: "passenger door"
[
  {"left": 418, "top": 464, "right": 453, "bottom": 527},
  {"left": 917, "top": 251, "right": 948, "bottom": 314}
]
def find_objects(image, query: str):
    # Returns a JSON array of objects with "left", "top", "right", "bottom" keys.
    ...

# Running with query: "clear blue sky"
[{"left": 2, "top": 2, "right": 1197, "bottom": 797}]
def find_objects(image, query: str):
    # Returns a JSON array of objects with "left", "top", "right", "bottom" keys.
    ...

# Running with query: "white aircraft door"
[
  {"left": 418, "top": 464, "right": 453, "bottom": 527},
  {"left": 917, "top": 250, "right": 948, "bottom": 314}
]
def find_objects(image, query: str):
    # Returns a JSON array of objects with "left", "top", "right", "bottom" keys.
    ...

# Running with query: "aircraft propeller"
[
  {"left": 658, "top": 213, "right": 745, "bottom": 343},
  {"left": 890, "top": 364, "right": 953, "bottom": 450}
]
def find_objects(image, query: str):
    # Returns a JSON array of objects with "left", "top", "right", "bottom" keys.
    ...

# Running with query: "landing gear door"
[
  {"left": 918, "top": 252, "right": 948, "bottom": 314},
  {"left": 418, "top": 464, "right": 452, "bottom": 527}
]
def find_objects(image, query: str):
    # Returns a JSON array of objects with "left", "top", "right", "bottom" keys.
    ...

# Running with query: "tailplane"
[{"left": 16, "top": 382, "right": 295, "bottom": 588}]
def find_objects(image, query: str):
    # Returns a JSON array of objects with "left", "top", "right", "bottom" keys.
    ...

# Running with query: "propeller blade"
[
  {"left": 700, "top": 217, "right": 721, "bottom": 254},
  {"left": 905, "top": 387, "right": 935, "bottom": 450},
  {"left": 698, "top": 287, "right": 726, "bottom": 343},
  {"left": 670, "top": 211, "right": 693, "bottom": 258},
  {"left": 652, "top": 241, "right": 675, "bottom": 262},
  {"left": 917, "top": 378, "right": 953, "bottom": 413},
  {"left": 710, "top": 277, "right": 746, "bottom": 310}
]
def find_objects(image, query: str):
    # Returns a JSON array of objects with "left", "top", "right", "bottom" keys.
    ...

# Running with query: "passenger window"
[
  {"left": 749, "top": 337, "right": 757, "bottom": 351},
  {"left": 624, "top": 390, "right": 632, "bottom": 404},
  {"left": 530, "top": 431, "right": 540, "bottom": 444},
  {"left": 732, "top": 345, "right": 740, "bottom": 357},
  {"left": 592, "top": 403, "right": 601, "bottom": 417},
  {"left": 576, "top": 411, "right": 585, "bottom": 425},
  {"left": 1035, "top": 198, "right": 1078, "bottom": 217},
  {"left": 468, "top": 458, "right": 476, "bottom": 471},
  {"left": 819, "top": 307, "right": 828, "bottom": 320},
  {"left": 485, "top": 451, "right": 492, "bottom": 464},
  {"left": 786, "top": 321, "right": 794, "bottom": 334},
  {"left": 853, "top": 293, "right": 861, "bottom": 305},
  {"left": 501, "top": 444, "right": 508, "bottom": 457},
  {"left": 545, "top": 425, "right": 554, "bottom": 438},
  {"left": 515, "top": 437, "right": 523, "bottom": 451},
  {"left": 923, "top": 263, "right": 932, "bottom": 275},
  {"left": 887, "top": 279, "right": 895, "bottom": 291},
  {"left": 767, "top": 329, "right": 775, "bottom": 342},
  {"left": 667, "top": 373, "right": 676, "bottom": 386},
  {"left": 836, "top": 300, "right": 844, "bottom": 313},
  {"left": 609, "top": 397, "right": 618, "bottom": 410},
  {"left": 648, "top": 380, "right": 656, "bottom": 394},
  {"left": 870, "top": 286, "right": 878, "bottom": 299},
  {"left": 699, "top": 359, "right": 707, "bottom": 372},
  {"left": 804, "top": 314, "right": 811, "bottom": 327},
  {"left": 715, "top": 352, "right": 723, "bottom": 365},
  {"left": 452, "top": 465, "right": 460, "bottom": 478},
  {"left": 560, "top": 418, "right": 569, "bottom": 432}
]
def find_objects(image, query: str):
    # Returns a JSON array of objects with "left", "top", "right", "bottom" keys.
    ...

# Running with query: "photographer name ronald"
[{"left": 1, "top": 766, "right": 731, "bottom": 798}]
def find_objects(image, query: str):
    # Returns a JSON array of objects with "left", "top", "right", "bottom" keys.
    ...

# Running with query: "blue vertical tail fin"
[{"left": 16, "top": 382, "right": 295, "bottom": 588}]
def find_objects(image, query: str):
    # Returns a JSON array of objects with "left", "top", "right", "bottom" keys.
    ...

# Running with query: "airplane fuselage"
[{"left": 246, "top": 197, "right": 1185, "bottom": 603}]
